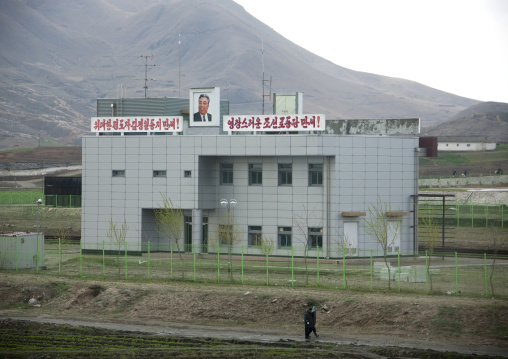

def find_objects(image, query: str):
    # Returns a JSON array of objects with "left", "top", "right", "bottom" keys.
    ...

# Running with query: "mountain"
[
  {"left": 0, "top": 0, "right": 481, "bottom": 150},
  {"left": 422, "top": 102, "right": 508, "bottom": 143}
]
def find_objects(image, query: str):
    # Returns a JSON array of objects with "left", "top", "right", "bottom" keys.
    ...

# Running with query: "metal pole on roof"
[{"left": 179, "top": 33, "right": 181, "bottom": 97}]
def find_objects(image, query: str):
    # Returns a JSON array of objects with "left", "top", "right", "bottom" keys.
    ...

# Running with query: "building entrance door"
[
  {"left": 184, "top": 216, "right": 192, "bottom": 252},
  {"left": 343, "top": 222, "right": 359, "bottom": 257}
]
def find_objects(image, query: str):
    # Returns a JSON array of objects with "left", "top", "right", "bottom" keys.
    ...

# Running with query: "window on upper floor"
[
  {"left": 249, "top": 163, "right": 262, "bottom": 185},
  {"left": 308, "top": 163, "right": 323, "bottom": 186},
  {"left": 153, "top": 170, "right": 166, "bottom": 178},
  {"left": 278, "top": 163, "right": 292, "bottom": 186},
  {"left": 220, "top": 163, "right": 233, "bottom": 185}
]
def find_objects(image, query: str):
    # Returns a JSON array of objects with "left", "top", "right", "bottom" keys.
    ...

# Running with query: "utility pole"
[
  {"left": 135, "top": 55, "right": 157, "bottom": 97},
  {"left": 179, "top": 33, "right": 181, "bottom": 97},
  {"left": 261, "top": 41, "right": 272, "bottom": 115}
]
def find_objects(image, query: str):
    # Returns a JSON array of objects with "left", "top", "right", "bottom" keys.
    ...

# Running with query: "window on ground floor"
[
  {"left": 278, "top": 226, "right": 292, "bottom": 247},
  {"left": 248, "top": 226, "right": 262, "bottom": 246},
  {"left": 308, "top": 227, "right": 323, "bottom": 248}
]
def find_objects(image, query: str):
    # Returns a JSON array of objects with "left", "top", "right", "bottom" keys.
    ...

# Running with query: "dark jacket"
[
  {"left": 193, "top": 112, "right": 212, "bottom": 122},
  {"left": 304, "top": 310, "right": 314, "bottom": 328}
]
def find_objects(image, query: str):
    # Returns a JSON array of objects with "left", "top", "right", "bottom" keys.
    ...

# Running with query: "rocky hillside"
[{"left": 0, "top": 0, "right": 479, "bottom": 150}]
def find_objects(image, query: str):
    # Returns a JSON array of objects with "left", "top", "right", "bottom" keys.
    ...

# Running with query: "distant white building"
[{"left": 438, "top": 136, "right": 496, "bottom": 152}]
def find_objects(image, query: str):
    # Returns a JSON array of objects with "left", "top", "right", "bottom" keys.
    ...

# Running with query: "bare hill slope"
[
  {"left": 422, "top": 102, "right": 508, "bottom": 143},
  {"left": 0, "top": 0, "right": 479, "bottom": 149}
]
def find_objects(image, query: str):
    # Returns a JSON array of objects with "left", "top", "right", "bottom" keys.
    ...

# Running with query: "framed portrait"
[{"left": 189, "top": 87, "right": 220, "bottom": 127}]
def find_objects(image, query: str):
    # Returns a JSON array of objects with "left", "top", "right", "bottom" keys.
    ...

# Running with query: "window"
[
  {"left": 278, "top": 163, "right": 292, "bottom": 186},
  {"left": 249, "top": 163, "right": 262, "bottom": 185},
  {"left": 220, "top": 163, "right": 233, "bottom": 185},
  {"left": 467, "top": 144, "right": 471, "bottom": 147},
  {"left": 184, "top": 170, "right": 192, "bottom": 178},
  {"left": 112, "top": 170, "right": 125, "bottom": 177},
  {"left": 278, "top": 227, "right": 292, "bottom": 247},
  {"left": 308, "top": 163, "right": 323, "bottom": 186},
  {"left": 308, "top": 227, "right": 323, "bottom": 248},
  {"left": 153, "top": 170, "right": 166, "bottom": 177},
  {"left": 248, "top": 226, "right": 262, "bottom": 246}
]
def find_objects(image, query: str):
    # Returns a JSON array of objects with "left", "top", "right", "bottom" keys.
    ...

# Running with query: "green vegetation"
[
  {"left": 419, "top": 145, "right": 508, "bottom": 178},
  {"left": 0, "top": 147, "right": 35, "bottom": 154}
]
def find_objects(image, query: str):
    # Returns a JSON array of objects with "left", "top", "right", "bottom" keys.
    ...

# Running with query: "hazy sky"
[{"left": 234, "top": 0, "right": 508, "bottom": 103}]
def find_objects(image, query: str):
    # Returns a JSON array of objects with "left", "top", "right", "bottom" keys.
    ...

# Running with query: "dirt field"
[{"left": 0, "top": 272, "right": 507, "bottom": 358}]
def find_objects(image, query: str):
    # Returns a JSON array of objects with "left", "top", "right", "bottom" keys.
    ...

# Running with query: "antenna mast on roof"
[
  {"left": 261, "top": 41, "right": 272, "bottom": 115},
  {"left": 135, "top": 55, "right": 157, "bottom": 97},
  {"left": 179, "top": 33, "right": 181, "bottom": 97}
]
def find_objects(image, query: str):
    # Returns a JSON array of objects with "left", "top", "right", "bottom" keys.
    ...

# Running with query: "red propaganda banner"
[
  {"left": 223, "top": 115, "right": 326, "bottom": 132},
  {"left": 91, "top": 117, "right": 183, "bottom": 133}
]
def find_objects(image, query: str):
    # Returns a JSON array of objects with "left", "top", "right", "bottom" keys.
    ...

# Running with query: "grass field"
[{"left": 419, "top": 144, "right": 508, "bottom": 178}]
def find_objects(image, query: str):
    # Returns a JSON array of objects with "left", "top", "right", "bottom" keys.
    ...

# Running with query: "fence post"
[
  {"left": 370, "top": 249, "right": 373, "bottom": 291},
  {"left": 193, "top": 244, "right": 196, "bottom": 282},
  {"left": 484, "top": 253, "right": 488, "bottom": 298},
  {"left": 217, "top": 243, "right": 220, "bottom": 283},
  {"left": 342, "top": 246, "right": 346, "bottom": 289},
  {"left": 36, "top": 236, "right": 39, "bottom": 274},
  {"left": 291, "top": 246, "right": 294, "bottom": 287},
  {"left": 102, "top": 240, "right": 105, "bottom": 278},
  {"left": 266, "top": 249, "right": 269, "bottom": 286},
  {"left": 455, "top": 252, "right": 458, "bottom": 294},
  {"left": 79, "top": 239, "right": 82, "bottom": 277},
  {"left": 397, "top": 249, "right": 401, "bottom": 293},
  {"left": 147, "top": 241, "right": 150, "bottom": 279},
  {"left": 316, "top": 246, "right": 320, "bottom": 286},
  {"left": 241, "top": 245, "right": 244, "bottom": 284},
  {"left": 59, "top": 238, "right": 62, "bottom": 276},
  {"left": 124, "top": 242, "right": 127, "bottom": 279},
  {"left": 425, "top": 250, "right": 429, "bottom": 294},
  {"left": 16, "top": 237, "right": 19, "bottom": 272},
  {"left": 170, "top": 243, "right": 173, "bottom": 279}
]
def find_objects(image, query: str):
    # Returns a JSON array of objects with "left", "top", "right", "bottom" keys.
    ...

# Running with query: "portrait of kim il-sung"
[{"left": 189, "top": 87, "right": 220, "bottom": 127}]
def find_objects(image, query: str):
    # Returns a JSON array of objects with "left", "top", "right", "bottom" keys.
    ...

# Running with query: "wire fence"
[
  {"left": 419, "top": 200, "right": 505, "bottom": 229},
  {"left": 2, "top": 238, "right": 507, "bottom": 299}
]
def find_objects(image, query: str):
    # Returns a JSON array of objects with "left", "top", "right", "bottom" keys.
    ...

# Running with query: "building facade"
[{"left": 82, "top": 97, "right": 420, "bottom": 258}]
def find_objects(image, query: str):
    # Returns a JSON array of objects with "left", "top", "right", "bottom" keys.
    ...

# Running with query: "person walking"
[
  {"left": 311, "top": 306, "right": 319, "bottom": 337},
  {"left": 304, "top": 307, "right": 313, "bottom": 339}
]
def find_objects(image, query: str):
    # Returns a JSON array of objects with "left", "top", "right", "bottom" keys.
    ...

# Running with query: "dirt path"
[
  {"left": 0, "top": 274, "right": 507, "bottom": 358},
  {"left": 1, "top": 314, "right": 506, "bottom": 358}
]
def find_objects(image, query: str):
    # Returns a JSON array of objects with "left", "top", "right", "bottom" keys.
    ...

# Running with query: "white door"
[
  {"left": 387, "top": 221, "right": 401, "bottom": 254},
  {"left": 343, "top": 222, "right": 359, "bottom": 257}
]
